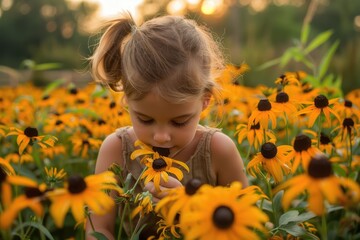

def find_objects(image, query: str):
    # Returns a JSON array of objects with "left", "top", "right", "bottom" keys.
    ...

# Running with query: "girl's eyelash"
[
  {"left": 138, "top": 118, "right": 154, "bottom": 125},
  {"left": 171, "top": 120, "right": 189, "bottom": 127}
]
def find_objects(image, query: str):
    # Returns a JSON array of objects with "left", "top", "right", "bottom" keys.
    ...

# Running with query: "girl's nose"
[{"left": 153, "top": 129, "right": 171, "bottom": 144}]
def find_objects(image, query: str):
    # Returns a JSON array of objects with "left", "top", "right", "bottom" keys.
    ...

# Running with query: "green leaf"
[
  {"left": 301, "top": 24, "right": 310, "bottom": 45},
  {"left": 260, "top": 199, "right": 273, "bottom": 213},
  {"left": 33, "top": 63, "right": 62, "bottom": 71},
  {"left": 91, "top": 231, "right": 109, "bottom": 240},
  {"left": 318, "top": 40, "right": 339, "bottom": 80},
  {"left": 304, "top": 30, "right": 333, "bottom": 54},
  {"left": 273, "top": 190, "right": 284, "bottom": 214},
  {"left": 42, "top": 78, "right": 65, "bottom": 97},
  {"left": 12, "top": 222, "right": 55, "bottom": 240},
  {"left": 256, "top": 57, "right": 281, "bottom": 71},
  {"left": 279, "top": 210, "right": 316, "bottom": 227},
  {"left": 279, "top": 210, "right": 299, "bottom": 226},
  {"left": 280, "top": 48, "right": 295, "bottom": 67}
]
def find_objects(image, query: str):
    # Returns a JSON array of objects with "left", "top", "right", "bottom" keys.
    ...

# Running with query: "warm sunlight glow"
[
  {"left": 71, "top": 0, "right": 143, "bottom": 19},
  {"left": 167, "top": 0, "right": 186, "bottom": 15},
  {"left": 201, "top": 0, "right": 222, "bottom": 15}
]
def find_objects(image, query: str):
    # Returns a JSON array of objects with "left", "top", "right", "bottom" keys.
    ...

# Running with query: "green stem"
[
  {"left": 284, "top": 112, "right": 290, "bottom": 144},
  {"left": 347, "top": 134, "right": 353, "bottom": 176},
  {"left": 117, "top": 202, "right": 129, "bottom": 240},
  {"left": 130, "top": 167, "right": 148, "bottom": 192},
  {"left": 317, "top": 112, "right": 323, "bottom": 148},
  {"left": 130, "top": 215, "right": 143, "bottom": 240},
  {"left": 321, "top": 214, "right": 328, "bottom": 240}
]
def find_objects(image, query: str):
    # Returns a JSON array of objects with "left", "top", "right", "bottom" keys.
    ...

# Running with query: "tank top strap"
[
  {"left": 183, "top": 126, "right": 220, "bottom": 186},
  {"left": 115, "top": 127, "right": 145, "bottom": 186}
]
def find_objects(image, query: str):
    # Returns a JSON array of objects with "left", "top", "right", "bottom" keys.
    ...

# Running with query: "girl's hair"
[{"left": 90, "top": 12, "right": 225, "bottom": 103}]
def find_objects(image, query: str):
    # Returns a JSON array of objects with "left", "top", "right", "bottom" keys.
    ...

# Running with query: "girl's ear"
[{"left": 202, "top": 92, "right": 212, "bottom": 110}]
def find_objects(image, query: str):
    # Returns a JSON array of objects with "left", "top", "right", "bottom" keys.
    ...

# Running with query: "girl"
[{"left": 86, "top": 12, "right": 248, "bottom": 239}]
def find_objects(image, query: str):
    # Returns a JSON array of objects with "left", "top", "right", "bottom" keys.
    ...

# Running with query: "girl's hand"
[{"left": 144, "top": 176, "right": 182, "bottom": 203}]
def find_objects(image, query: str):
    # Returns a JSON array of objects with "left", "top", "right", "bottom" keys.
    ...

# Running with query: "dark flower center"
[
  {"left": 250, "top": 122, "right": 260, "bottom": 130},
  {"left": 308, "top": 155, "right": 332, "bottom": 178},
  {"left": 98, "top": 119, "right": 106, "bottom": 125},
  {"left": 68, "top": 175, "right": 87, "bottom": 194},
  {"left": 314, "top": 95, "right": 329, "bottom": 108},
  {"left": 343, "top": 118, "right": 354, "bottom": 128},
  {"left": 55, "top": 120, "right": 63, "bottom": 126},
  {"left": 344, "top": 100, "right": 352, "bottom": 108},
  {"left": 152, "top": 158, "right": 167, "bottom": 171},
  {"left": 320, "top": 133, "right": 331, "bottom": 145},
  {"left": 276, "top": 92, "right": 289, "bottom": 103},
  {"left": 293, "top": 134, "right": 311, "bottom": 152},
  {"left": 212, "top": 206, "right": 235, "bottom": 229},
  {"left": 25, "top": 187, "right": 43, "bottom": 198},
  {"left": 24, "top": 127, "right": 39, "bottom": 137},
  {"left": 69, "top": 88, "right": 78, "bottom": 95},
  {"left": 0, "top": 168, "right": 7, "bottom": 183},
  {"left": 261, "top": 142, "right": 277, "bottom": 159},
  {"left": 152, "top": 147, "right": 170, "bottom": 157},
  {"left": 258, "top": 99, "right": 272, "bottom": 111},
  {"left": 42, "top": 95, "right": 50, "bottom": 100},
  {"left": 185, "top": 178, "right": 203, "bottom": 195},
  {"left": 223, "top": 98, "right": 230, "bottom": 105},
  {"left": 109, "top": 101, "right": 116, "bottom": 109},
  {"left": 82, "top": 140, "right": 90, "bottom": 146}
]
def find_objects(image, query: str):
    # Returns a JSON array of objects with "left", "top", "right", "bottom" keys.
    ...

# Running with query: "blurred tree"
[
  {"left": 0, "top": 0, "right": 98, "bottom": 69},
  {"left": 138, "top": 0, "right": 360, "bottom": 94}
]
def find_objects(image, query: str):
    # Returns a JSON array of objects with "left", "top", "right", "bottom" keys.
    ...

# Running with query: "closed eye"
[
  {"left": 171, "top": 120, "right": 189, "bottom": 128},
  {"left": 137, "top": 117, "right": 154, "bottom": 125}
]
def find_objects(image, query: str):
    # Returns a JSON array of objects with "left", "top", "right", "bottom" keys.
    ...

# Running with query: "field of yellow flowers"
[
  {"left": 0, "top": 25, "right": 360, "bottom": 240},
  {"left": 0, "top": 61, "right": 359, "bottom": 240}
]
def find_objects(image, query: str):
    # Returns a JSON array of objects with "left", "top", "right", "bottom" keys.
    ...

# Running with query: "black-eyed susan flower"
[
  {"left": 5, "top": 152, "right": 33, "bottom": 164},
  {"left": 270, "top": 91, "right": 301, "bottom": 119},
  {"left": 131, "top": 140, "right": 190, "bottom": 192},
  {"left": 0, "top": 164, "right": 38, "bottom": 208},
  {"left": 41, "top": 144, "right": 66, "bottom": 159},
  {"left": 155, "top": 178, "right": 203, "bottom": 226},
  {"left": 274, "top": 154, "right": 360, "bottom": 216},
  {"left": 7, "top": 127, "right": 57, "bottom": 154},
  {"left": 153, "top": 218, "right": 181, "bottom": 240},
  {"left": 0, "top": 184, "right": 47, "bottom": 229},
  {"left": 70, "top": 132, "right": 102, "bottom": 158},
  {"left": 140, "top": 152, "right": 189, "bottom": 192},
  {"left": 180, "top": 182, "right": 268, "bottom": 240},
  {"left": 297, "top": 94, "right": 340, "bottom": 128},
  {"left": 47, "top": 171, "right": 122, "bottom": 228},
  {"left": 248, "top": 99, "right": 278, "bottom": 129},
  {"left": 247, "top": 142, "right": 293, "bottom": 183},
  {"left": 44, "top": 167, "right": 67, "bottom": 187},
  {"left": 303, "top": 129, "right": 336, "bottom": 156},
  {"left": 235, "top": 122, "right": 276, "bottom": 150},
  {"left": 287, "top": 134, "right": 322, "bottom": 173},
  {"left": 274, "top": 73, "right": 301, "bottom": 89},
  {"left": 333, "top": 99, "right": 360, "bottom": 121},
  {"left": 131, "top": 192, "right": 153, "bottom": 218},
  {"left": 332, "top": 117, "right": 360, "bottom": 142}
]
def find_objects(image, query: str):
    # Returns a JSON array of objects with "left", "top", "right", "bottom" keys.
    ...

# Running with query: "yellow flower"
[
  {"left": 70, "top": 132, "right": 102, "bottom": 158},
  {"left": 235, "top": 122, "right": 276, "bottom": 150},
  {"left": 297, "top": 94, "right": 340, "bottom": 128},
  {"left": 47, "top": 171, "right": 122, "bottom": 228},
  {"left": 332, "top": 117, "right": 360, "bottom": 142},
  {"left": 247, "top": 142, "right": 293, "bottom": 183},
  {"left": 248, "top": 99, "right": 278, "bottom": 129},
  {"left": 45, "top": 167, "right": 67, "bottom": 185},
  {"left": 0, "top": 184, "right": 47, "bottom": 229},
  {"left": 274, "top": 154, "right": 360, "bottom": 216},
  {"left": 333, "top": 99, "right": 360, "bottom": 121},
  {"left": 155, "top": 178, "right": 204, "bottom": 226},
  {"left": 270, "top": 91, "right": 301, "bottom": 119},
  {"left": 180, "top": 182, "right": 268, "bottom": 240},
  {"left": 5, "top": 152, "right": 33, "bottom": 164},
  {"left": 0, "top": 162, "right": 38, "bottom": 208},
  {"left": 7, "top": 127, "right": 57, "bottom": 154},
  {"left": 131, "top": 192, "right": 153, "bottom": 218},
  {"left": 287, "top": 134, "right": 322, "bottom": 173},
  {"left": 131, "top": 140, "right": 190, "bottom": 192},
  {"left": 274, "top": 72, "right": 301, "bottom": 88}
]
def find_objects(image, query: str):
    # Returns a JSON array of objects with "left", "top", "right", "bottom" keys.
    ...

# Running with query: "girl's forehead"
[{"left": 127, "top": 91, "right": 203, "bottom": 117}]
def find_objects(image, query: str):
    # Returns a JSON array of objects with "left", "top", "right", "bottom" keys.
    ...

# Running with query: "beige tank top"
[{"left": 115, "top": 126, "right": 219, "bottom": 189}]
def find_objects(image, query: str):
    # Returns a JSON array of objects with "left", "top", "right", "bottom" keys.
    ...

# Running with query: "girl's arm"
[
  {"left": 85, "top": 133, "right": 123, "bottom": 240},
  {"left": 211, "top": 132, "right": 249, "bottom": 187}
]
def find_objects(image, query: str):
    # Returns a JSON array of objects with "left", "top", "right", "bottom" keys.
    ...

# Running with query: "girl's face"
[{"left": 127, "top": 90, "right": 208, "bottom": 154}]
